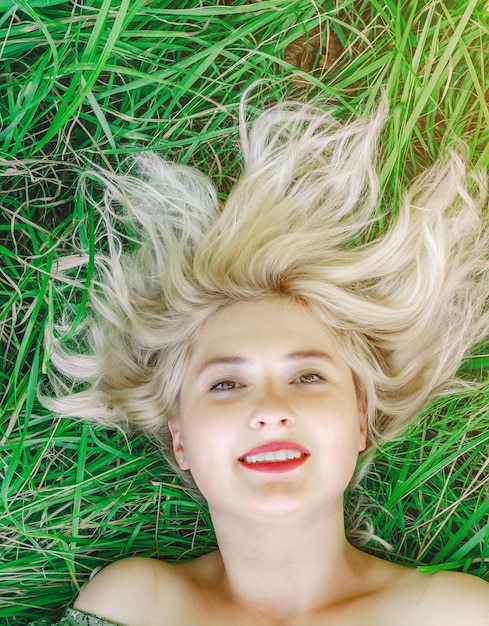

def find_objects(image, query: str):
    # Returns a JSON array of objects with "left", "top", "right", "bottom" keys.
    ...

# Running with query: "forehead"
[{"left": 189, "top": 297, "right": 343, "bottom": 363}]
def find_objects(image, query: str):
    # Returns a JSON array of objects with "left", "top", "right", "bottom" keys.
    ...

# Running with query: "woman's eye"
[
  {"left": 294, "top": 373, "right": 324, "bottom": 384},
  {"left": 210, "top": 380, "right": 243, "bottom": 392}
]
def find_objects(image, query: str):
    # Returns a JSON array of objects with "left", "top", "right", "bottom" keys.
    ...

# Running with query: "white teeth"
[{"left": 243, "top": 450, "right": 304, "bottom": 463}]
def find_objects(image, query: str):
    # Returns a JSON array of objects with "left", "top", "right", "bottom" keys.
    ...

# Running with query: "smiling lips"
[{"left": 238, "top": 442, "right": 310, "bottom": 473}]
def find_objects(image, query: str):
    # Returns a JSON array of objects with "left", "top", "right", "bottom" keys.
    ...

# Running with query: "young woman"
[{"left": 42, "top": 102, "right": 489, "bottom": 625}]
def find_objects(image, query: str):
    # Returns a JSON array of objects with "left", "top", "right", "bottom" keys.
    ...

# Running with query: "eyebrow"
[
  {"left": 196, "top": 350, "right": 335, "bottom": 377},
  {"left": 197, "top": 356, "right": 250, "bottom": 377}
]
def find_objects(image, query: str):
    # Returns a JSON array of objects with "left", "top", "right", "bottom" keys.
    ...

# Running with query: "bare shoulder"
[
  {"left": 74, "top": 556, "right": 182, "bottom": 626},
  {"left": 368, "top": 557, "right": 489, "bottom": 625},
  {"left": 419, "top": 570, "right": 489, "bottom": 625}
]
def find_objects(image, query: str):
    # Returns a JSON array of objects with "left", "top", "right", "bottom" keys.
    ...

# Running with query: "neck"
[{"left": 210, "top": 504, "right": 367, "bottom": 620}]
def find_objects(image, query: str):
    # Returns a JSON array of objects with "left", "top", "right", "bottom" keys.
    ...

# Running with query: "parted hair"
[{"left": 41, "top": 101, "right": 489, "bottom": 487}]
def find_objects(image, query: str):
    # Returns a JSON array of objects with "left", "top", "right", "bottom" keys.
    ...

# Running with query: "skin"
[{"left": 74, "top": 298, "right": 489, "bottom": 625}]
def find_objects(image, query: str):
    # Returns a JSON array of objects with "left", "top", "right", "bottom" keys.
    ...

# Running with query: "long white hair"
[{"left": 41, "top": 100, "right": 489, "bottom": 488}]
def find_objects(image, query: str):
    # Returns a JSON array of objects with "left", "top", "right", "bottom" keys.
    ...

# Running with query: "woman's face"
[{"left": 169, "top": 298, "right": 366, "bottom": 519}]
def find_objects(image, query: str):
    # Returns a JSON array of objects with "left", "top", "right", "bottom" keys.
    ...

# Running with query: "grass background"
[{"left": 0, "top": 0, "right": 488, "bottom": 623}]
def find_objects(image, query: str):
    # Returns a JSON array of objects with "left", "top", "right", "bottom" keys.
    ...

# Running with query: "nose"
[{"left": 249, "top": 389, "right": 296, "bottom": 429}]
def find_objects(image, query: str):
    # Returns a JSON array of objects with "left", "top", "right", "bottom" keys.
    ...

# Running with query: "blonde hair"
[{"left": 41, "top": 101, "right": 489, "bottom": 487}]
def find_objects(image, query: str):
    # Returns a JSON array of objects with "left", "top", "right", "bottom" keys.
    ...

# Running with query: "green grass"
[{"left": 1, "top": 0, "right": 488, "bottom": 623}]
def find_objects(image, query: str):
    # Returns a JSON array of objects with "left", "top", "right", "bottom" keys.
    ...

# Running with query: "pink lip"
[
  {"left": 238, "top": 441, "right": 310, "bottom": 474},
  {"left": 239, "top": 441, "right": 310, "bottom": 459}
]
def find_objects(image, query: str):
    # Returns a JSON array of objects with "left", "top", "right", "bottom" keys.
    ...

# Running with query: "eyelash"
[
  {"left": 293, "top": 372, "right": 326, "bottom": 384},
  {"left": 209, "top": 372, "right": 326, "bottom": 392},
  {"left": 209, "top": 380, "right": 244, "bottom": 392}
]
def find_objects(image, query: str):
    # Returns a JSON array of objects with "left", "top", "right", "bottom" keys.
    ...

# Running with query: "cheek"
[
  {"left": 179, "top": 408, "right": 233, "bottom": 466},
  {"left": 319, "top": 398, "right": 364, "bottom": 454},
  {"left": 322, "top": 422, "right": 362, "bottom": 489},
  {"left": 184, "top": 413, "right": 241, "bottom": 478}
]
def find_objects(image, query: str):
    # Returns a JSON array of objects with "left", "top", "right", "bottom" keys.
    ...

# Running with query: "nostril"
[{"left": 249, "top": 403, "right": 296, "bottom": 428}]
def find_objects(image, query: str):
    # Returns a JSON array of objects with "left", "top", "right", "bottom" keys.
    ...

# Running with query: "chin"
[{"left": 244, "top": 485, "right": 330, "bottom": 518}]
